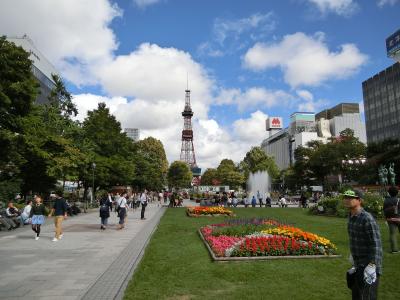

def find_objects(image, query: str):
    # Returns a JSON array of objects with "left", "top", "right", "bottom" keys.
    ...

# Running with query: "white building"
[
  {"left": 261, "top": 103, "right": 366, "bottom": 170},
  {"left": 124, "top": 128, "right": 140, "bottom": 141},
  {"left": 6, "top": 35, "right": 58, "bottom": 104}
]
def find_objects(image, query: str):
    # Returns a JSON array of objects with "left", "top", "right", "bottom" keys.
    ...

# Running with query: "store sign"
[
  {"left": 266, "top": 117, "right": 283, "bottom": 130},
  {"left": 386, "top": 29, "right": 400, "bottom": 56}
]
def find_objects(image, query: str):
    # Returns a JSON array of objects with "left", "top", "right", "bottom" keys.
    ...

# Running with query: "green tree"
[
  {"left": 240, "top": 147, "right": 279, "bottom": 179},
  {"left": 0, "top": 36, "right": 39, "bottom": 197},
  {"left": 201, "top": 168, "right": 219, "bottom": 185},
  {"left": 167, "top": 161, "right": 192, "bottom": 189},
  {"left": 216, "top": 159, "right": 244, "bottom": 189},
  {"left": 81, "top": 103, "right": 135, "bottom": 192},
  {"left": 133, "top": 137, "right": 168, "bottom": 190}
]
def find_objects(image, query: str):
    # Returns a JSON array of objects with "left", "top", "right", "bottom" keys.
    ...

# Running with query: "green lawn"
[{"left": 124, "top": 207, "right": 399, "bottom": 300}]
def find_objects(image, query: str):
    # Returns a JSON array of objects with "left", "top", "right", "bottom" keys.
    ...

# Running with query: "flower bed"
[
  {"left": 199, "top": 218, "right": 338, "bottom": 260},
  {"left": 187, "top": 206, "right": 235, "bottom": 217}
]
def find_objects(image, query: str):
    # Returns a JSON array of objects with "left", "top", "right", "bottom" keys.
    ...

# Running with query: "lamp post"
[{"left": 92, "top": 162, "right": 96, "bottom": 206}]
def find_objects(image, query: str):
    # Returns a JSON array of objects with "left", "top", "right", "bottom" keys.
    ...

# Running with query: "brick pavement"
[{"left": 0, "top": 203, "right": 166, "bottom": 300}]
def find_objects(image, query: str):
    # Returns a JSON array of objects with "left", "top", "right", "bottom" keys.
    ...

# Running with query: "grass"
[{"left": 124, "top": 207, "right": 400, "bottom": 300}]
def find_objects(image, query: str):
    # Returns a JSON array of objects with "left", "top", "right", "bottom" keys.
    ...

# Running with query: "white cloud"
[
  {"left": 307, "top": 0, "right": 358, "bottom": 16},
  {"left": 296, "top": 90, "right": 314, "bottom": 102},
  {"left": 243, "top": 32, "right": 368, "bottom": 87},
  {"left": 72, "top": 94, "right": 128, "bottom": 122},
  {"left": 296, "top": 89, "right": 329, "bottom": 112},
  {"left": 0, "top": 0, "right": 121, "bottom": 85},
  {"left": 215, "top": 87, "right": 294, "bottom": 111},
  {"left": 197, "top": 12, "right": 276, "bottom": 57},
  {"left": 97, "top": 43, "right": 213, "bottom": 118},
  {"left": 377, "top": 0, "right": 399, "bottom": 7},
  {"left": 213, "top": 12, "right": 276, "bottom": 45},
  {"left": 233, "top": 111, "right": 269, "bottom": 143},
  {"left": 133, "top": 0, "right": 161, "bottom": 9}
]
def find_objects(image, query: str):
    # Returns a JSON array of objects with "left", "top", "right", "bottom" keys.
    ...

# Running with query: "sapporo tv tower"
[{"left": 180, "top": 85, "right": 201, "bottom": 184}]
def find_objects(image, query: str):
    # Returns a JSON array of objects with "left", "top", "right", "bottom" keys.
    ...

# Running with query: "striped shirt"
[{"left": 348, "top": 208, "right": 383, "bottom": 274}]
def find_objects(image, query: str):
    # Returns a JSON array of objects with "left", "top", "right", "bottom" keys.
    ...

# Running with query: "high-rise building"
[
  {"left": 124, "top": 128, "right": 140, "bottom": 141},
  {"left": 362, "top": 62, "right": 400, "bottom": 143},
  {"left": 315, "top": 103, "right": 366, "bottom": 144},
  {"left": 6, "top": 35, "right": 58, "bottom": 104}
]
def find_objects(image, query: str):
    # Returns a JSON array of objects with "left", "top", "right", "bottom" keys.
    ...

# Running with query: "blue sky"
[{"left": 1, "top": 0, "right": 399, "bottom": 168}]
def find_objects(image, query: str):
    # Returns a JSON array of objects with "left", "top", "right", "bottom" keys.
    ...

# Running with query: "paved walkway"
[{"left": 0, "top": 203, "right": 166, "bottom": 300}]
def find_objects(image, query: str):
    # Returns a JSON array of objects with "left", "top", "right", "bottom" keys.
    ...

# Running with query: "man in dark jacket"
[
  {"left": 49, "top": 192, "right": 68, "bottom": 242},
  {"left": 343, "top": 189, "right": 382, "bottom": 300},
  {"left": 383, "top": 186, "right": 400, "bottom": 253}
]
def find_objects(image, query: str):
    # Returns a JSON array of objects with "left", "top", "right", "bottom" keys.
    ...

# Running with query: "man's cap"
[{"left": 342, "top": 189, "right": 363, "bottom": 199}]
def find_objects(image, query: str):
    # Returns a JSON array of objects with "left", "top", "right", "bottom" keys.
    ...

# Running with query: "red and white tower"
[{"left": 180, "top": 88, "right": 197, "bottom": 168}]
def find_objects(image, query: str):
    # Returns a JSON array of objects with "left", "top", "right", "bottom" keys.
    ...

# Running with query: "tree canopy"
[
  {"left": 240, "top": 147, "right": 279, "bottom": 179},
  {"left": 167, "top": 161, "right": 192, "bottom": 189}
]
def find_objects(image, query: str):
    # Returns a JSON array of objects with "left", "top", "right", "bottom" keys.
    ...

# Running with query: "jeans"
[
  {"left": 54, "top": 216, "right": 64, "bottom": 239},
  {"left": 351, "top": 266, "right": 379, "bottom": 300},
  {"left": 388, "top": 222, "right": 400, "bottom": 252},
  {"left": 141, "top": 203, "right": 147, "bottom": 219},
  {"left": 101, "top": 217, "right": 108, "bottom": 226}
]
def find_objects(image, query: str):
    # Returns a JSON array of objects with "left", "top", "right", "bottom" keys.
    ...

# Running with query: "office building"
[
  {"left": 315, "top": 103, "right": 367, "bottom": 144},
  {"left": 362, "top": 62, "right": 400, "bottom": 143},
  {"left": 6, "top": 35, "right": 58, "bottom": 104},
  {"left": 124, "top": 128, "right": 140, "bottom": 141}
]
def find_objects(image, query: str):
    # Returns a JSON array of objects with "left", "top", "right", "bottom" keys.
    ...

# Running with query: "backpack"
[{"left": 100, "top": 201, "right": 108, "bottom": 213}]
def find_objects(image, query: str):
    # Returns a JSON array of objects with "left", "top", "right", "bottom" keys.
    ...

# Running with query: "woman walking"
[
  {"left": 99, "top": 193, "right": 112, "bottom": 230},
  {"left": 117, "top": 193, "right": 128, "bottom": 230},
  {"left": 30, "top": 196, "right": 46, "bottom": 240}
]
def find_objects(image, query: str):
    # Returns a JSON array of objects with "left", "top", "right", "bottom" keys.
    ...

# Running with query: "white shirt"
[
  {"left": 22, "top": 205, "right": 32, "bottom": 218},
  {"left": 118, "top": 197, "right": 127, "bottom": 208},
  {"left": 140, "top": 193, "right": 147, "bottom": 204}
]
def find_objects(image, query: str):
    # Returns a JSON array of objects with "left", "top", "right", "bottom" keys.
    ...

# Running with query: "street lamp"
[{"left": 92, "top": 162, "right": 96, "bottom": 206}]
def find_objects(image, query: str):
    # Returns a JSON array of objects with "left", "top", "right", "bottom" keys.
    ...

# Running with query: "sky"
[{"left": 0, "top": 0, "right": 399, "bottom": 169}]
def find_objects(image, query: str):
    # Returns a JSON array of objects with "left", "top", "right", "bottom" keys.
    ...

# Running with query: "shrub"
[
  {"left": 362, "top": 193, "right": 384, "bottom": 219},
  {"left": 309, "top": 192, "right": 384, "bottom": 219}
]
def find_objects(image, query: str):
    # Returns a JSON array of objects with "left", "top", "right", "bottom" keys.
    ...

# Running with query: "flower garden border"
[
  {"left": 187, "top": 212, "right": 236, "bottom": 218},
  {"left": 198, "top": 229, "right": 341, "bottom": 262}
]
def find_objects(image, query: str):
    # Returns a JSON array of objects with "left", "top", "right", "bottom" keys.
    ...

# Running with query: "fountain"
[{"left": 247, "top": 171, "right": 271, "bottom": 201}]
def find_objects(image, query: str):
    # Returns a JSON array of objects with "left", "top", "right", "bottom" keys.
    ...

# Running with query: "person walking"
[
  {"left": 300, "top": 192, "right": 307, "bottom": 208},
  {"left": 343, "top": 189, "right": 382, "bottom": 300},
  {"left": 117, "top": 193, "right": 127, "bottom": 229},
  {"left": 49, "top": 191, "right": 68, "bottom": 242},
  {"left": 140, "top": 190, "right": 148, "bottom": 220},
  {"left": 257, "top": 190, "right": 263, "bottom": 207},
  {"left": 99, "top": 193, "right": 112, "bottom": 230},
  {"left": 20, "top": 200, "right": 32, "bottom": 225},
  {"left": 158, "top": 191, "right": 163, "bottom": 207},
  {"left": 30, "top": 196, "right": 46, "bottom": 240},
  {"left": 383, "top": 186, "right": 400, "bottom": 254},
  {"left": 251, "top": 195, "right": 257, "bottom": 208}
]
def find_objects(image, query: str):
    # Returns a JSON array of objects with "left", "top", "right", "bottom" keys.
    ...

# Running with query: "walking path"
[{"left": 0, "top": 203, "right": 166, "bottom": 300}]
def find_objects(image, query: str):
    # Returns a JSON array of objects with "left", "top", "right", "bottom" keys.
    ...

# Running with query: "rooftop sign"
[{"left": 266, "top": 117, "right": 283, "bottom": 131}]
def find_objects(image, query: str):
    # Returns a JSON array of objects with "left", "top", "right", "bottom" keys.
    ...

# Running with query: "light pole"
[{"left": 92, "top": 162, "right": 96, "bottom": 206}]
